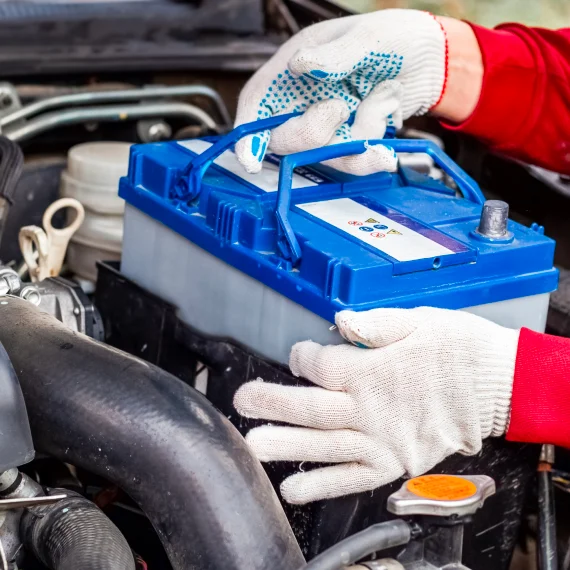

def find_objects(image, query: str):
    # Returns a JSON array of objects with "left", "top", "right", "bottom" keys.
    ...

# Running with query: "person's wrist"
[{"left": 431, "top": 16, "right": 483, "bottom": 123}]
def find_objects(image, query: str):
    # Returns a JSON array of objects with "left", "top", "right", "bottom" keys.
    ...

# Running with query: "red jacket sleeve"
[
  {"left": 507, "top": 328, "right": 570, "bottom": 446},
  {"left": 442, "top": 23, "right": 570, "bottom": 175}
]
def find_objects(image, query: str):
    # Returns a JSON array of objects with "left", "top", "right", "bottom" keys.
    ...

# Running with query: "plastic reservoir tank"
[
  {"left": 60, "top": 142, "right": 129, "bottom": 282},
  {"left": 119, "top": 115, "right": 558, "bottom": 366}
]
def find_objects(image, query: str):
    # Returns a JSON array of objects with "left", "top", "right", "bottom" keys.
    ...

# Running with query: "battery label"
[
  {"left": 297, "top": 198, "right": 454, "bottom": 262},
  {"left": 178, "top": 139, "right": 318, "bottom": 193}
]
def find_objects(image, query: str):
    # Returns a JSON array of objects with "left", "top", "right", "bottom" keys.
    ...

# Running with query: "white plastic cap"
[
  {"left": 67, "top": 142, "right": 131, "bottom": 187},
  {"left": 60, "top": 171, "right": 125, "bottom": 215},
  {"left": 71, "top": 211, "right": 123, "bottom": 252}
]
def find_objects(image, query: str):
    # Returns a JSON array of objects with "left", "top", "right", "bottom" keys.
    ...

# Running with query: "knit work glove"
[
  {"left": 234, "top": 307, "right": 519, "bottom": 505},
  {"left": 235, "top": 9, "right": 447, "bottom": 176}
]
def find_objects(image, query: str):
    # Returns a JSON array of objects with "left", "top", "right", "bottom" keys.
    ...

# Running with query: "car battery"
[
  {"left": 117, "top": 114, "right": 558, "bottom": 568},
  {"left": 120, "top": 114, "right": 557, "bottom": 364}
]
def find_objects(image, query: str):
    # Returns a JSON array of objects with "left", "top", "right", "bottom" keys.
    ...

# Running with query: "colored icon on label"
[
  {"left": 387, "top": 229, "right": 402, "bottom": 235},
  {"left": 348, "top": 220, "right": 363, "bottom": 226},
  {"left": 373, "top": 224, "right": 388, "bottom": 230},
  {"left": 359, "top": 226, "right": 374, "bottom": 232},
  {"left": 371, "top": 232, "right": 386, "bottom": 238},
  {"left": 366, "top": 218, "right": 378, "bottom": 223}
]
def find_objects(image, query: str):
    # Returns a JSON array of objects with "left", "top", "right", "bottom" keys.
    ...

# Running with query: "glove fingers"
[
  {"left": 289, "top": 30, "right": 369, "bottom": 81},
  {"left": 234, "top": 71, "right": 277, "bottom": 173},
  {"left": 335, "top": 308, "right": 421, "bottom": 348},
  {"left": 351, "top": 81, "right": 404, "bottom": 140},
  {"left": 234, "top": 379, "right": 356, "bottom": 429},
  {"left": 280, "top": 463, "right": 392, "bottom": 504},
  {"left": 269, "top": 99, "right": 350, "bottom": 155},
  {"left": 234, "top": 132, "right": 271, "bottom": 175},
  {"left": 236, "top": 122, "right": 398, "bottom": 176},
  {"left": 234, "top": 86, "right": 351, "bottom": 173},
  {"left": 289, "top": 340, "right": 369, "bottom": 390},
  {"left": 245, "top": 426, "right": 372, "bottom": 463},
  {"left": 323, "top": 142, "right": 397, "bottom": 176}
]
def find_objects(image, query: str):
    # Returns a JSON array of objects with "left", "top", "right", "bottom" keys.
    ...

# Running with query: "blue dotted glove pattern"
[{"left": 249, "top": 51, "right": 404, "bottom": 161}]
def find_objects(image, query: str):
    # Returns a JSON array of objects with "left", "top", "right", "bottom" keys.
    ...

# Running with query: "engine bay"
[{"left": 0, "top": 1, "right": 568, "bottom": 569}]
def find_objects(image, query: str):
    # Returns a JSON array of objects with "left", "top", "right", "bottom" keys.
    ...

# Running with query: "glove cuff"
[
  {"left": 382, "top": 10, "right": 447, "bottom": 116},
  {"left": 473, "top": 326, "right": 519, "bottom": 439}
]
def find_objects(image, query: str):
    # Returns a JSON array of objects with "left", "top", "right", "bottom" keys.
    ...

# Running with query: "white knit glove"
[
  {"left": 234, "top": 307, "right": 519, "bottom": 505},
  {"left": 235, "top": 9, "right": 446, "bottom": 176}
]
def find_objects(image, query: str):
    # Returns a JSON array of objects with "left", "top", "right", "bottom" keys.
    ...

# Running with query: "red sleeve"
[
  {"left": 507, "top": 328, "right": 570, "bottom": 447},
  {"left": 442, "top": 23, "right": 570, "bottom": 175}
]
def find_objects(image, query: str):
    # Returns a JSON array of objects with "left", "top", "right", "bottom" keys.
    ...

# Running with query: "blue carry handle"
[
  {"left": 175, "top": 112, "right": 485, "bottom": 263},
  {"left": 275, "top": 139, "right": 484, "bottom": 263},
  {"left": 175, "top": 113, "right": 302, "bottom": 200}
]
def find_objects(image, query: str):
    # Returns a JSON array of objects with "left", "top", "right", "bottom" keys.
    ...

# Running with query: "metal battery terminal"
[{"left": 387, "top": 474, "right": 495, "bottom": 518}]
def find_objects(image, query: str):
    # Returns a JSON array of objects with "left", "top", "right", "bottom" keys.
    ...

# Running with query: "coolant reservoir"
[
  {"left": 119, "top": 116, "right": 558, "bottom": 365},
  {"left": 60, "top": 142, "right": 129, "bottom": 282}
]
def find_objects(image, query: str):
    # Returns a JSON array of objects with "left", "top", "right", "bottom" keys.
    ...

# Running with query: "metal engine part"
[
  {"left": 0, "top": 269, "right": 21, "bottom": 298},
  {"left": 0, "top": 267, "right": 103, "bottom": 339},
  {"left": 389, "top": 475, "right": 496, "bottom": 570},
  {"left": 0, "top": 469, "right": 65, "bottom": 569},
  {"left": 36, "top": 276, "right": 104, "bottom": 340},
  {"left": 307, "top": 475, "right": 496, "bottom": 570},
  {"left": 0, "top": 84, "right": 228, "bottom": 143},
  {"left": 0, "top": 85, "right": 21, "bottom": 122}
]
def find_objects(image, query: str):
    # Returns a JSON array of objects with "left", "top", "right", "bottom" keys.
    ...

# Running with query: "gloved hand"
[
  {"left": 234, "top": 307, "right": 519, "bottom": 504},
  {"left": 235, "top": 9, "right": 447, "bottom": 175}
]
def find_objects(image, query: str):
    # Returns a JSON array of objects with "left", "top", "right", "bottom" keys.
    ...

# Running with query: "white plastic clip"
[{"left": 19, "top": 197, "right": 85, "bottom": 282}]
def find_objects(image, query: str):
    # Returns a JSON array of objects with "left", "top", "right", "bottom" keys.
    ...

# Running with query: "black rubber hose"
[
  {"left": 0, "top": 137, "right": 24, "bottom": 247},
  {"left": 299, "top": 520, "right": 411, "bottom": 570},
  {"left": 0, "top": 297, "right": 304, "bottom": 570},
  {"left": 538, "top": 470, "right": 558, "bottom": 570},
  {"left": 21, "top": 489, "right": 135, "bottom": 570},
  {"left": 0, "top": 342, "right": 34, "bottom": 471}
]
